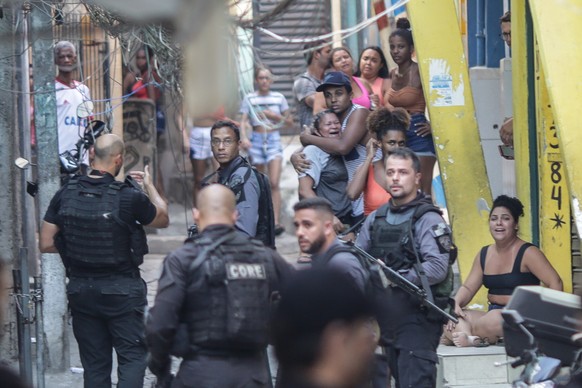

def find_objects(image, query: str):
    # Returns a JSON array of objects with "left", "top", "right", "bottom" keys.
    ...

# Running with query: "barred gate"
[{"left": 53, "top": 13, "right": 110, "bottom": 121}]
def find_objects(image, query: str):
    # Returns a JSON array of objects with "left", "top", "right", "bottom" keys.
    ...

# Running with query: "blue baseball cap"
[{"left": 316, "top": 71, "right": 353, "bottom": 93}]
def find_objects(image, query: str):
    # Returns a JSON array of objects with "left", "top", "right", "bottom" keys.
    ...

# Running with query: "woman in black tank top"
[{"left": 441, "top": 196, "right": 562, "bottom": 347}]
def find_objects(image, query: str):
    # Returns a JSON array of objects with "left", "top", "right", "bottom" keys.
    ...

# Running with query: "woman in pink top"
[
  {"left": 354, "top": 46, "right": 392, "bottom": 109},
  {"left": 313, "top": 47, "right": 372, "bottom": 113},
  {"left": 346, "top": 108, "right": 409, "bottom": 215}
]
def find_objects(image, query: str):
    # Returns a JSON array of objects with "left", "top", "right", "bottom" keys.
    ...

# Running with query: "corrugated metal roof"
[{"left": 255, "top": 0, "right": 331, "bottom": 134}]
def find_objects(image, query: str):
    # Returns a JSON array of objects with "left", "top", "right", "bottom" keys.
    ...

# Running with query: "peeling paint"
[
  {"left": 428, "top": 59, "right": 465, "bottom": 107},
  {"left": 477, "top": 197, "right": 491, "bottom": 217}
]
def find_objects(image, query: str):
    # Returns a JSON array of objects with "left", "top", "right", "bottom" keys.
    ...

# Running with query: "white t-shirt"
[
  {"left": 299, "top": 145, "right": 329, "bottom": 187},
  {"left": 55, "top": 79, "right": 91, "bottom": 155}
]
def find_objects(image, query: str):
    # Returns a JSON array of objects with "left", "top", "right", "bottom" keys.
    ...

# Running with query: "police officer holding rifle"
[{"left": 356, "top": 147, "right": 455, "bottom": 388}]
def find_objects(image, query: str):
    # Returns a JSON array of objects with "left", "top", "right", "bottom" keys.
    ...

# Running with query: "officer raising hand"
[
  {"left": 40, "top": 133, "right": 169, "bottom": 387},
  {"left": 146, "top": 184, "right": 294, "bottom": 387},
  {"left": 127, "top": 164, "right": 152, "bottom": 191}
]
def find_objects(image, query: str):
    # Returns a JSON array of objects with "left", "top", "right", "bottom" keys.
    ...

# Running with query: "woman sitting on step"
[{"left": 443, "top": 195, "right": 563, "bottom": 347}]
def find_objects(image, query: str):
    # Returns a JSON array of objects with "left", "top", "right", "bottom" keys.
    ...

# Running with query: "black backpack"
[
  {"left": 202, "top": 159, "right": 275, "bottom": 249},
  {"left": 319, "top": 244, "right": 391, "bottom": 299},
  {"left": 242, "top": 164, "right": 275, "bottom": 249},
  {"left": 319, "top": 243, "right": 393, "bottom": 344}
]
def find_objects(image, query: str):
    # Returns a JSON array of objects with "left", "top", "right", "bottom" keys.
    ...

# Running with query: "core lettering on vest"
[{"left": 226, "top": 263, "right": 266, "bottom": 280}]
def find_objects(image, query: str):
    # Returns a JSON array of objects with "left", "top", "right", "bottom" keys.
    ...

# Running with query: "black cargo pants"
[{"left": 67, "top": 274, "right": 147, "bottom": 388}]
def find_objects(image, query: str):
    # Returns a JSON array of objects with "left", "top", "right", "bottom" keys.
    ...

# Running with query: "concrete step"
[{"left": 437, "top": 344, "right": 521, "bottom": 387}]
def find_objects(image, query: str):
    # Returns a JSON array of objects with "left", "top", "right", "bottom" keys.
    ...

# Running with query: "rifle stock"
[{"left": 344, "top": 241, "right": 458, "bottom": 324}]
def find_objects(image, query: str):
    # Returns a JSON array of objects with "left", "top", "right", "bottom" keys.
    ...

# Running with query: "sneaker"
[{"left": 275, "top": 224, "right": 285, "bottom": 236}]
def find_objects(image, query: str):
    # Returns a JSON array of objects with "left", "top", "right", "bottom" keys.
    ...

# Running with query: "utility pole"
[
  {"left": 0, "top": 3, "right": 23, "bottom": 362},
  {"left": 30, "top": 0, "right": 69, "bottom": 372},
  {"left": 15, "top": 5, "right": 35, "bottom": 384}
]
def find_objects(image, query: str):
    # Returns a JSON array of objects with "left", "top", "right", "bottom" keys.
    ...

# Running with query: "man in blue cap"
[{"left": 296, "top": 71, "right": 378, "bottom": 228}]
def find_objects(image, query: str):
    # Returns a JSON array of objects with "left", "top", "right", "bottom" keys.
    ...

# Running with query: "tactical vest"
[
  {"left": 185, "top": 231, "right": 277, "bottom": 351},
  {"left": 369, "top": 205, "right": 418, "bottom": 271},
  {"left": 369, "top": 202, "right": 456, "bottom": 301},
  {"left": 57, "top": 178, "right": 147, "bottom": 270}
]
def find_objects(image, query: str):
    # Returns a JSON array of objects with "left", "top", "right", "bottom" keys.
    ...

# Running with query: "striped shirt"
[{"left": 240, "top": 91, "right": 289, "bottom": 129}]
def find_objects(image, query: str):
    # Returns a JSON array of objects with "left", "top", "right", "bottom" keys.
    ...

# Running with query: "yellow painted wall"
[
  {"left": 529, "top": 0, "right": 582, "bottom": 245},
  {"left": 535, "top": 59, "right": 573, "bottom": 292},
  {"left": 407, "top": 0, "right": 492, "bottom": 308}
]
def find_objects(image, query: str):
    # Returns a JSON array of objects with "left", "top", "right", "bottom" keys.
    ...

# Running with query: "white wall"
[{"left": 470, "top": 60, "right": 515, "bottom": 200}]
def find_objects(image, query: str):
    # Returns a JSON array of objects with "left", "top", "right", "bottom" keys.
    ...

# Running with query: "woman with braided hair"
[{"left": 387, "top": 18, "right": 436, "bottom": 196}]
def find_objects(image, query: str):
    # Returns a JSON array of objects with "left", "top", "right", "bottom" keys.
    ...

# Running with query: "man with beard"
[
  {"left": 54, "top": 41, "right": 92, "bottom": 175},
  {"left": 293, "top": 197, "right": 367, "bottom": 291},
  {"left": 293, "top": 40, "right": 332, "bottom": 129},
  {"left": 356, "top": 147, "right": 453, "bottom": 388},
  {"left": 40, "top": 134, "right": 169, "bottom": 387}
]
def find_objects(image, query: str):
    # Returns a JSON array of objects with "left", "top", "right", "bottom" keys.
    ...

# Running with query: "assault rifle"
[{"left": 342, "top": 241, "right": 458, "bottom": 324}]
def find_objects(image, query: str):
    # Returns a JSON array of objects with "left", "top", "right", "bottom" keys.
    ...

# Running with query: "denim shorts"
[
  {"left": 406, "top": 113, "right": 436, "bottom": 157},
  {"left": 249, "top": 131, "right": 283, "bottom": 164}
]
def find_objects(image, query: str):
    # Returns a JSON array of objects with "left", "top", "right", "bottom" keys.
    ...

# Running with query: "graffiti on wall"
[{"left": 123, "top": 98, "right": 157, "bottom": 180}]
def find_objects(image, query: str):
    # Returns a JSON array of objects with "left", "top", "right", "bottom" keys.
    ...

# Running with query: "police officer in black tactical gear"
[
  {"left": 40, "top": 134, "right": 169, "bottom": 388},
  {"left": 356, "top": 147, "right": 454, "bottom": 388},
  {"left": 146, "top": 184, "right": 294, "bottom": 388}
]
